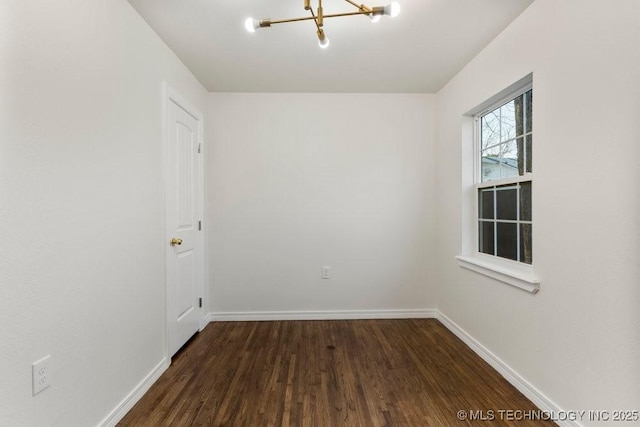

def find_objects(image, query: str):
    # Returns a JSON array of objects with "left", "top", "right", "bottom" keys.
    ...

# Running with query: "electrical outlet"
[
  {"left": 322, "top": 266, "right": 331, "bottom": 279},
  {"left": 32, "top": 355, "right": 51, "bottom": 396}
]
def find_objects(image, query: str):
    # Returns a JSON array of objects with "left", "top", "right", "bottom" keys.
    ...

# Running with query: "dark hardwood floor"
[{"left": 118, "top": 319, "right": 555, "bottom": 426}]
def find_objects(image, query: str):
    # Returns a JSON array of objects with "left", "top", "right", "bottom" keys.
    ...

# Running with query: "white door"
[{"left": 166, "top": 94, "right": 203, "bottom": 357}]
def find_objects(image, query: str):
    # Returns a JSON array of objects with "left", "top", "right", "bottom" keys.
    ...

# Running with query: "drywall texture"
[
  {"left": 207, "top": 93, "right": 437, "bottom": 314},
  {"left": 436, "top": 0, "right": 640, "bottom": 420},
  {"left": 0, "top": 1, "right": 206, "bottom": 425}
]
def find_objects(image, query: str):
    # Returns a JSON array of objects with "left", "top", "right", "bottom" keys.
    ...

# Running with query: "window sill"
[{"left": 455, "top": 255, "right": 540, "bottom": 294}]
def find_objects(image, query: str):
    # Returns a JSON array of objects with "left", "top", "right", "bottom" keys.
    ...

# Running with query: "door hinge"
[
  {"left": 197, "top": 142, "right": 201, "bottom": 153},
  {"left": 198, "top": 220, "right": 202, "bottom": 231},
  {"left": 199, "top": 297, "right": 203, "bottom": 308}
]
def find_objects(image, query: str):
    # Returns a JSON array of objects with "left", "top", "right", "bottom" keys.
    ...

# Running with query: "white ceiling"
[{"left": 128, "top": 0, "right": 533, "bottom": 93}]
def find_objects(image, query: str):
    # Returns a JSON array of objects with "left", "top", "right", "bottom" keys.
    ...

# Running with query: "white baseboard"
[
  {"left": 99, "top": 357, "right": 170, "bottom": 427},
  {"left": 103, "top": 309, "right": 575, "bottom": 427},
  {"left": 207, "top": 308, "right": 437, "bottom": 321},
  {"left": 203, "top": 311, "right": 215, "bottom": 324},
  {"left": 436, "top": 311, "right": 579, "bottom": 427}
]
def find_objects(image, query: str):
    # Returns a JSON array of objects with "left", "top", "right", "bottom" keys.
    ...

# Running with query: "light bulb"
[
  {"left": 318, "top": 36, "right": 330, "bottom": 49},
  {"left": 244, "top": 17, "right": 259, "bottom": 33},
  {"left": 384, "top": 2, "right": 400, "bottom": 18},
  {"left": 369, "top": 13, "right": 382, "bottom": 23},
  {"left": 317, "top": 29, "right": 330, "bottom": 49}
]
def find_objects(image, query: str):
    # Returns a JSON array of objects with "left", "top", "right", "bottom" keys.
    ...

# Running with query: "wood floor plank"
[{"left": 118, "top": 319, "right": 556, "bottom": 426}]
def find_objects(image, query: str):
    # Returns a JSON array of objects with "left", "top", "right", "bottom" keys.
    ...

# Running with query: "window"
[
  {"left": 476, "top": 88, "right": 532, "bottom": 264},
  {"left": 457, "top": 75, "right": 538, "bottom": 293}
]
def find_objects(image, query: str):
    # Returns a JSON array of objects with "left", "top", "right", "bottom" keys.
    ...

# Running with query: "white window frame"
[{"left": 456, "top": 74, "right": 540, "bottom": 293}]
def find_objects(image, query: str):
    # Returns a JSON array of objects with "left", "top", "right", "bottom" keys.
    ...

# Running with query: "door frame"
[{"left": 162, "top": 83, "right": 205, "bottom": 360}]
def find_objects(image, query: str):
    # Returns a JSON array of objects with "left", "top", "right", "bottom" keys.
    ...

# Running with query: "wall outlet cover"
[{"left": 32, "top": 355, "right": 51, "bottom": 396}]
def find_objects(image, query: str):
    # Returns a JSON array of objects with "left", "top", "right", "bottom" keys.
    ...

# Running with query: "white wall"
[
  {"left": 0, "top": 1, "right": 206, "bottom": 426},
  {"left": 436, "top": 0, "right": 640, "bottom": 420},
  {"left": 4, "top": 0, "right": 636, "bottom": 424},
  {"left": 206, "top": 93, "right": 437, "bottom": 315}
]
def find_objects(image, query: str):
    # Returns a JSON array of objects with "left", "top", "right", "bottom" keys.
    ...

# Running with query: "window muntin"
[
  {"left": 478, "top": 182, "right": 532, "bottom": 264},
  {"left": 476, "top": 89, "right": 532, "bottom": 264}
]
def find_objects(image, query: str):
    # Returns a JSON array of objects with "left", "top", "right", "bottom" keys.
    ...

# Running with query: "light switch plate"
[{"left": 322, "top": 266, "right": 330, "bottom": 279}]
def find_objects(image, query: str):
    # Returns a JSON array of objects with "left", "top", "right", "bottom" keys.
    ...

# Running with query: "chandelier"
[{"left": 244, "top": 0, "right": 401, "bottom": 49}]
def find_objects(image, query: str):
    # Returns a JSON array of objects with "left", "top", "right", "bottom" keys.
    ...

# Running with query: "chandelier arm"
[
  {"left": 343, "top": 0, "right": 373, "bottom": 13},
  {"left": 309, "top": 8, "right": 322, "bottom": 32},
  {"left": 269, "top": 10, "right": 372, "bottom": 25}
]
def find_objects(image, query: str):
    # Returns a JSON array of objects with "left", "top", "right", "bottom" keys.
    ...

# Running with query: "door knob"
[{"left": 170, "top": 238, "right": 183, "bottom": 246}]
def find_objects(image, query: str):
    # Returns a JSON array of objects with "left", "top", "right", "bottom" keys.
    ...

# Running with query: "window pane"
[
  {"left": 525, "top": 90, "right": 532, "bottom": 134},
  {"left": 513, "top": 93, "right": 525, "bottom": 137},
  {"left": 481, "top": 142, "right": 503, "bottom": 182},
  {"left": 526, "top": 135, "right": 532, "bottom": 173},
  {"left": 496, "top": 187, "right": 517, "bottom": 220},
  {"left": 500, "top": 161, "right": 519, "bottom": 179},
  {"left": 481, "top": 157, "right": 499, "bottom": 182},
  {"left": 479, "top": 189, "right": 494, "bottom": 219},
  {"left": 520, "top": 223, "right": 532, "bottom": 264},
  {"left": 498, "top": 140, "right": 518, "bottom": 179},
  {"left": 482, "top": 141, "right": 502, "bottom": 157},
  {"left": 496, "top": 222, "right": 518, "bottom": 261},
  {"left": 500, "top": 139, "right": 518, "bottom": 161},
  {"left": 500, "top": 100, "right": 517, "bottom": 141},
  {"left": 520, "top": 182, "right": 532, "bottom": 221},
  {"left": 481, "top": 112, "right": 500, "bottom": 150},
  {"left": 516, "top": 137, "right": 525, "bottom": 175},
  {"left": 479, "top": 221, "right": 494, "bottom": 255}
]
